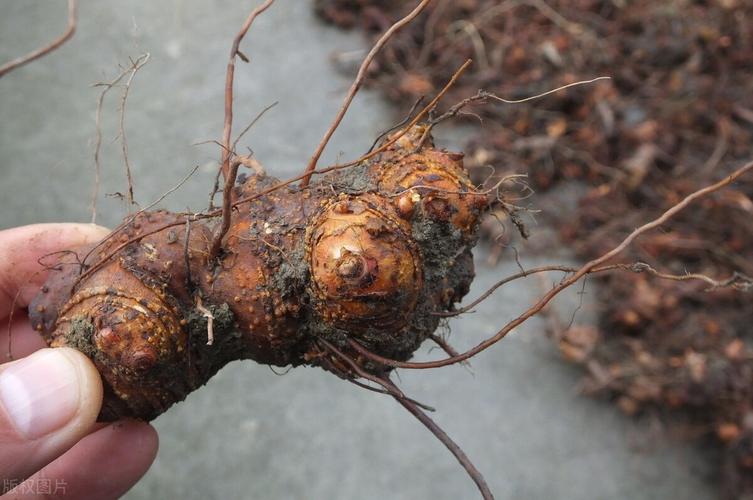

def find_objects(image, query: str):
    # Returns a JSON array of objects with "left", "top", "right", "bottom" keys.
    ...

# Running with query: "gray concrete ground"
[{"left": 1, "top": 1, "right": 715, "bottom": 499}]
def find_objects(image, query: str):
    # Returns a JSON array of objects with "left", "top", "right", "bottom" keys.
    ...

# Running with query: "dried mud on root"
[{"left": 315, "top": 0, "right": 753, "bottom": 497}]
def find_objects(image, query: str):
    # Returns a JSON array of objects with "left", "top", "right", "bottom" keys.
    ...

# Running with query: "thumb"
[{"left": 0, "top": 348, "right": 102, "bottom": 490}]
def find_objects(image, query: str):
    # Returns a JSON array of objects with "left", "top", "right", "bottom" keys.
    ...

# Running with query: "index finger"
[{"left": 0, "top": 224, "right": 110, "bottom": 320}]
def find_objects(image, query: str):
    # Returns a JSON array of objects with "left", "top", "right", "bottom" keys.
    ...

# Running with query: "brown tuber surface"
[{"left": 29, "top": 125, "right": 487, "bottom": 422}]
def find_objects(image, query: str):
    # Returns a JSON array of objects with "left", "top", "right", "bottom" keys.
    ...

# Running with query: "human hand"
[{"left": 0, "top": 224, "right": 158, "bottom": 499}]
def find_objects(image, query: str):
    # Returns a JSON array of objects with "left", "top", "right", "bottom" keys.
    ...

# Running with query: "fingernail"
[{"left": 0, "top": 349, "right": 80, "bottom": 439}]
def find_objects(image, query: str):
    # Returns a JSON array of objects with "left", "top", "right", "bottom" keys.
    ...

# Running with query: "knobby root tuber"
[{"left": 29, "top": 125, "right": 488, "bottom": 422}]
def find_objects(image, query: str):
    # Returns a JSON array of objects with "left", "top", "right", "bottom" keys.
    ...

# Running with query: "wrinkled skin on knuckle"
[{"left": 308, "top": 195, "right": 422, "bottom": 332}]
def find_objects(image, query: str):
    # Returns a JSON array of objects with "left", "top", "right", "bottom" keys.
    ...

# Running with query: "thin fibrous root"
[
  {"left": 213, "top": 0, "right": 276, "bottom": 263},
  {"left": 0, "top": 0, "right": 77, "bottom": 78},
  {"left": 220, "top": 0, "right": 276, "bottom": 181},
  {"left": 209, "top": 159, "right": 241, "bottom": 262},
  {"left": 318, "top": 339, "right": 435, "bottom": 412},
  {"left": 380, "top": 376, "right": 495, "bottom": 500},
  {"left": 118, "top": 53, "right": 151, "bottom": 209},
  {"left": 90, "top": 57, "right": 148, "bottom": 223},
  {"left": 301, "top": 0, "right": 435, "bottom": 187},
  {"left": 318, "top": 339, "right": 492, "bottom": 498},
  {"left": 429, "top": 77, "right": 612, "bottom": 127}
]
